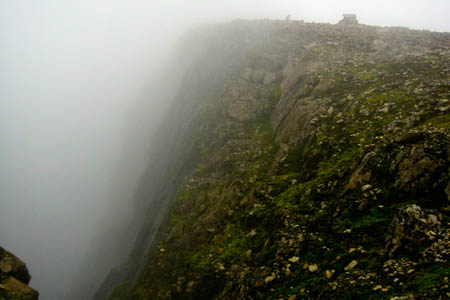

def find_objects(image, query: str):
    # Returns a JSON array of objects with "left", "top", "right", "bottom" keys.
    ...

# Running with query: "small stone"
[
  {"left": 345, "top": 260, "right": 358, "bottom": 271},
  {"left": 325, "top": 269, "right": 335, "bottom": 279},
  {"left": 308, "top": 264, "right": 318, "bottom": 272},
  {"left": 380, "top": 106, "right": 389, "bottom": 113},
  {"left": 427, "top": 214, "right": 439, "bottom": 225},
  {"left": 243, "top": 249, "right": 252, "bottom": 258},
  {"left": 361, "top": 184, "right": 372, "bottom": 192},
  {"left": 239, "top": 196, "right": 249, "bottom": 207},
  {"left": 247, "top": 229, "right": 257, "bottom": 237},
  {"left": 373, "top": 285, "right": 382, "bottom": 291},
  {"left": 327, "top": 106, "right": 334, "bottom": 114},
  {"left": 288, "top": 256, "right": 299, "bottom": 263},
  {"left": 265, "top": 275, "right": 275, "bottom": 283}
]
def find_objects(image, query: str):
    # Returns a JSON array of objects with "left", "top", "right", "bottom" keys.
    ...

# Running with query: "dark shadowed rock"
[
  {"left": 0, "top": 247, "right": 38, "bottom": 300},
  {"left": 385, "top": 205, "right": 440, "bottom": 258},
  {"left": 0, "top": 247, "right": 31, "bottom": 284}
]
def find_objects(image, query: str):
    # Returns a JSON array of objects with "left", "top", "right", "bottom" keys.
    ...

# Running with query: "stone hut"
[{"left": 338, "top": 14, "right": 358, "bottom": 25}]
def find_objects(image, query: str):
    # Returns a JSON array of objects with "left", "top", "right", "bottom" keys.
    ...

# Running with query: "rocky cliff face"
[
  {"left": 0, "top": 247, "right": 39, "bottom": 300},
  {"left": 98, "top": 19, "right": 450, "bottom": 299}
]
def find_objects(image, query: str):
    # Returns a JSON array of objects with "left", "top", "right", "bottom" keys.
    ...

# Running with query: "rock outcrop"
[
  {"left": 0, "top": 247, "right": 39, "bottom": 300},
  {"left": 97, "top": 19, "right": 450, "bottom": 300},
  {"left": 338, "top": 14, "right": 359, "bottom": 25}
]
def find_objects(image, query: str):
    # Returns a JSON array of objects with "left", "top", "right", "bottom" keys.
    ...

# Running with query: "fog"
[{"left": 1, "top": 1, "right": 449, "bottom": 299}]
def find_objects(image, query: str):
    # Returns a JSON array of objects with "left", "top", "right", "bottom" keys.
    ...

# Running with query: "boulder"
[
  {"left": 225, "top": 98, "right": 263, "bottom": 121},
  {"left": 384, "top": 205, "right": 439, "bottom": 258},
  {"left": 263, "top": 72, "right": 277, "bottom": 85},
  {"left": 251, "top": 69, "right": 266, "bottom": 83},
  {"left": 240, "top": 67, "right": 253, "bottom": 81},
  {"left": 0, "top": 247, "right": 31, "bottom": 284},
  {"left": 0, "top": 276, "right": 39, "bottom": 300},
  {"left": 0, "top": 247, "right": 38, "bottom": 300},
  {"left": 393, "top": 147, "right": 443, "bottom": 192}
]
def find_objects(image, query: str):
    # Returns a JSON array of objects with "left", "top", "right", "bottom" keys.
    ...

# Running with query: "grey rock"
[
  {"left": 385, "top": 205, "right": 439, "bottom": 258},
  {"left": 263, "top": 72, "right": 277, "bottom": 85},
  {"left": 252, "top": 69, "right": 266, "bottom": 83},
  {"left": 241, "top": 67, "right": 253, "bottom": 81}
]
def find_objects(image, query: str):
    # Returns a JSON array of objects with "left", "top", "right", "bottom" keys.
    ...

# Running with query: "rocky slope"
[
  {"left": 0, "top": 247, "right": 39, "bottom": 300},
  {"left": 98, "top": 19, "right": 450, "bottom": 299}
]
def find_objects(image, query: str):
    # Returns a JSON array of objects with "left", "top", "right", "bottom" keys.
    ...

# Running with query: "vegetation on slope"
[{"left": 106, "top": 20, "right": 450, "bottom": 300}]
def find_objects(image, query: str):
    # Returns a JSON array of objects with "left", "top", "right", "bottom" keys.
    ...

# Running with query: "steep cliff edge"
[
  {"left": 98, "top": 19, "right": 450, "bottom": 299},
  {"left": 0, "top": 247, "right": 39, "bottom": 300}
]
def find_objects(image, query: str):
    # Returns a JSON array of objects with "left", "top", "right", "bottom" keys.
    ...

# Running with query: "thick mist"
[{"left": 1, "top": 1, "right": 449, "bottom": 299}]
